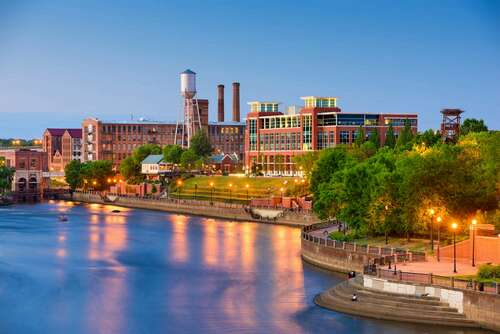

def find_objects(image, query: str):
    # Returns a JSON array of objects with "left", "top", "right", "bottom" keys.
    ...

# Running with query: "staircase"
[{"left": 315, "top": 278, "right": 478, "bottom": 328}]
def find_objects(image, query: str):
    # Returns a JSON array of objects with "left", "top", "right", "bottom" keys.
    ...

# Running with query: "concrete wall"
[
  {"left": 440, "top": 236, "right": 500, "bottom": 263},
  {"left": 363, "top": 276, "right": 500, "bottom": 332},
  {"left": 301, "top": 238, "right": 381, "bottom": 273}
]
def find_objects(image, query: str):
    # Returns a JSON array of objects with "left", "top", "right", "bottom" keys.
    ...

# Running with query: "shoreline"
[{"left": 61, "top": 193, "right": 318, "bottom": 228}]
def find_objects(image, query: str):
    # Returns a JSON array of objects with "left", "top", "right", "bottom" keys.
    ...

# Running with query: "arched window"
[{"left": 18, "top": 178, "right": 27, "bottom": 192}]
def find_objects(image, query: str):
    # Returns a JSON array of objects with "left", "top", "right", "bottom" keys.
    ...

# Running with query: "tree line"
[{"left": 298, "top": 118, "right": 498, "bottom": 240}]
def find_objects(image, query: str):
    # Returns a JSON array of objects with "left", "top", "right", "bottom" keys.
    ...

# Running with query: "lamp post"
[
  {"left": 194, "top": 183, "right": 198, "bottom": 200},
  {"left": 245, "top": 183, "right": 249, "bottom": 202},
  {"left": 429, "top": 208, "right": 435, "bottom": 252},
  {"left": 471, "top": 219, "right": 477, "bottom": 267},
  {"left": 209, "top": 181, "right": 214, "bottom": 204},
  {"left": 228, "top": 183, "right": 233, "bottom": 204},
  {"left": 437, "top": 216, "right": 442, "bottom": 262},
  {"left": 280, "top": 187, "right": 284, "bottom": 208},
  {"left": 176, "top": 179, "right": 183, "bottom": 202},
  {"left": 451, "top": 222, "right": 458, "bottom": 273}
]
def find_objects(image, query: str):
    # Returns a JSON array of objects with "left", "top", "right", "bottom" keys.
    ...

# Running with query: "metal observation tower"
[{"left": 175, "top": 69, "right": 202, "bottom": 148}]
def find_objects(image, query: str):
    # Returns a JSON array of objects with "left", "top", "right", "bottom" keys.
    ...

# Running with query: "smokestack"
[
  {"left": 232, "top": 82, "right": 240, "bottom": 122},
  {"left": 217, "top": 84, "right": 224, "bottom": 122}
]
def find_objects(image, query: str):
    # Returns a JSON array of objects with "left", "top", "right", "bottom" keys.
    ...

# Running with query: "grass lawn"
[
  {"left": 353, "top": 236, "right": 431, "bottom": 253},
  {"left": 170, "top": 175, "right": 303, "bottom": 202}
]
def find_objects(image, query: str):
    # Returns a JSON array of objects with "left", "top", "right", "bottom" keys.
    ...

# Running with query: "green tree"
[
  {"left": 461, "top": 118, "right": 488, "bottom": 135},
  {"left": 180, "top": 149, "right": 198, "bottom": 169},
  {"left": 396, "top": 119, "right": 414, "bottom": 150},
  {"left": 190, "top": 130, "right": 212, "bottom": 157},
  {"left": 119, "top": 144, "right": 162, "bottom": 184},
  {"left": 163, "top": 145, "right": 184, "bottom": 164},
  {"left": 354, "top": 126, "right": 366, "bottom": 147},
  {"left": 368, "top": 130, "right": 380, "bottom": 147},
  {"left": 415, "top": 129, "right": 441, "bottom": 147},
  {"left": 384, "top": 124, "right": 396, "bottom": 148},
  {"left": 293, "top": 151, "right": 318, "bottom": 179},
  {"left": 64, "top": 160, "right": 83, "bottom": 192},
  {"left": 80, "top": 160, "right": 115, "bottom": 191},
  {"left": 0, "top": 159, "right": 14, "bottom": 194}
]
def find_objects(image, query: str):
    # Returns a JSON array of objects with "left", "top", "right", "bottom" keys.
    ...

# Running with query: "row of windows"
[
  {"left": 259, "top": 133, "right": 302, "bottom": 151},
  {"left": 261, "top": 116, "right": 301, "bottom": 129},
  {"left": 317, "top": 131, "right": 336, "bottom": 150}
]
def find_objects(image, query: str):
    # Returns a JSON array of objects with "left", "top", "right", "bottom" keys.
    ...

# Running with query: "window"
[
  {"left": 302, "top": 115, "right": 312, "bottom": 150},
  {"left": 317, "top": 132, "right": 327, "bottom": 150},
  {"left": 340, "top": 131, "right": 350, "bottom": 144},
  {"left": 328, "top": 131, "right": 335, "bottom": 147},
  {"left": 249, "top": 119, "right": 257, "bottom": 151}
]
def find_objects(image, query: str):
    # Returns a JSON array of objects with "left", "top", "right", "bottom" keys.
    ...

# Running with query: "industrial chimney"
[
  {"left": 217, "top": 84, "right": 224, "bottom": 122},
  {"left": 232, "top": 82, "right": 240, "bottom": 122}
]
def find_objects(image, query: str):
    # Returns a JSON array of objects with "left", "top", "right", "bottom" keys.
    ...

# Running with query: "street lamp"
[
  {"left": 194, "top": 183, "right": 198, "bottom": 200},
  {"left": 245, "top": 183, "right": 249, "bottom": 202},
  {"left": 429, "top": 208, "right": 435, "bottom": 252},
  {"left": 451, "top": 222, "right": 458, "bottom": 273},
  {"left": 437, "top": 216, "right": 442, "bottom": 262},
  {"left": 228, "top": 183, "right": 233, "bottom": 204},
  {"left": 471, "top": 219, "right": 477, "bottom": 267},
  {"left": 280, "top": 187, "right": 284, "bottom": 208},
  {"left": 177, "top": 179, "right": 183, "bottom": 201}
]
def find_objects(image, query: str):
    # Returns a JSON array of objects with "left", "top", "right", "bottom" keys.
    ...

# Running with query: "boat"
[
  {"left": 58, "top": 214, "right": 68, "bottom": 222},
  {"left": 111, "top": 209, "right": 121, "bottom": 213}
]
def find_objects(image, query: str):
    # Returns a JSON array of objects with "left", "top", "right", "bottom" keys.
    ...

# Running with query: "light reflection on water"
[{"left": 0, "top": 202, "right": 492, "bottom": 334}]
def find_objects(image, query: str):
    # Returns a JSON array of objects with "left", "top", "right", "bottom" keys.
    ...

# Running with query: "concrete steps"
[{"left": 315, "top": 279, "right": 479, "bottom": 328}]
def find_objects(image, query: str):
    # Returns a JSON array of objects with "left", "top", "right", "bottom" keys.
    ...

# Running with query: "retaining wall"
[{"left": 363, "top": 276, "right": 500, "bottom": 332}]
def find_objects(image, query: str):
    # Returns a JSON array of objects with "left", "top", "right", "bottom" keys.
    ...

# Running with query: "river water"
[{"left": 0, "top": 201, "right": 491, "bottom": 334}]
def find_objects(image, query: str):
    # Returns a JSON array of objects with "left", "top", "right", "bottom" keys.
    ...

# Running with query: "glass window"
[{"left": 340, "top": 131, "right": 350, "bottom": 144}]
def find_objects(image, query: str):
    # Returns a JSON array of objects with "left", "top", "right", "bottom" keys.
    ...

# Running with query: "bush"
[
  {"left": 478, "top": 264, "right": 500, "bottom": 280},
  {"left": 328, "top": 230, "right": 366, "bottom": 242}
]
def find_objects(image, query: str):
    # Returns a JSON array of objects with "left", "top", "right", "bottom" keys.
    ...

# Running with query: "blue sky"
[{"left": 0, "top": 0, "right": 499, "bottom": 138}]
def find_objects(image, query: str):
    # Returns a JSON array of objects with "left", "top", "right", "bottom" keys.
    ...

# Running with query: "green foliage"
[
  {"left": 0, "top": 162, "right": 14, "bottom": 193},
  {"left": 396, "top": 119, "right": 414, "bottom": 150},
  {"left": 190, "top": 130, "right": 212, "bottom": 157},
  {"left": 384, "top": 124, "right": 396, "bottom": 148},
  {"left": 180, "top": 149, "right": 198, "bottom": 169},
  {"left": 151, "top": 184, "right": 158, "bottom": 194},
  {"left": 354, "top": 126, "right": 366, "bottom": 147},
  {"left": 119, "top": 144, "right": 162, "bottom": 184},
  {"left": 163, "top": 145, "right": 184, "bottom": 164},
  {"left": 415, "top": 129, "right": 441, "bottom": 147},
  {"left": 80, "top": 160, "right": 115, "bottom": 191},
  {"left": 293, "top": 151, "right": 319, "bottom": 179},
  {"left": 368, "top": 130, "right": 380, "bottom": 147},
  {"left": 64, "top": 160, "right": 83, "bottom": 191},
  {"left": 310, "top": 131, "right": 499, "bottom": 240},
  {"left": 461, "top": 118, "right": 488, "bottom": 135},
  {"left": 328, "top": 230, "right": 366, "bottom": 242},
  {"left": 478, "top": 264, "right": 500, "bottom": 280}
]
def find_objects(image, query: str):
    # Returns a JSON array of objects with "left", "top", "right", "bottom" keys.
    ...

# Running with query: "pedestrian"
[{"left": 351, "top": 293, "right": 358, "bottom": 302}]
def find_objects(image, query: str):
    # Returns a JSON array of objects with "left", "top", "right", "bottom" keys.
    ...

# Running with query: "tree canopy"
[
  {"left": 461, "top": 118, "right": 488, "bottom": 135},
  {"left": 66, "top": 160, "right": 115, "bottom": 191},
  {"left": 163, "top": 145, "right": 184, "bottom": 164},
  {"left": 190, "top": 130, "right": 212, "bottom": 157},
  {"left": 119, "top": 144, "right": 162, "bottom": 184}
]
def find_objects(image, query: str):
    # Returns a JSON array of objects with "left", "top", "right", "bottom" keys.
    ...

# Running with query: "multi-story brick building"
[
  {"left": 42, "top": 128, "right": 82, "bottom": 172},
  {"left": 244, "top": 97, "right": 418, "bottom": 176},
  {"left": 82, "top": 99, "right": 245, "bottom": 168},
  {"left": 0, "top": 149, "right": 48, "bottom": 196}
]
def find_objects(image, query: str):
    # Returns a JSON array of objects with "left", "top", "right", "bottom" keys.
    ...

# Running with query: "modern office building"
[
  {"left": 42, "top": 128, "right": 82, "bottom": 172},
  {"left": 244, "top": 97, "right": 418, "bottom": 176}
]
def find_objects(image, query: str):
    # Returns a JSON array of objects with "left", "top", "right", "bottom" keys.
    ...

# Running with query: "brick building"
[
  {"left": 0, "top": 149, "right": 48, "bottom": 198},
  {"left": 244, "top": 97, "right": 418, "bottom": 176},
  {"left": 208, "top": 121, "right": 245, "bottom": 160},
  {"left": 42, "top": 128, "right": 82, "bottom": 172}
]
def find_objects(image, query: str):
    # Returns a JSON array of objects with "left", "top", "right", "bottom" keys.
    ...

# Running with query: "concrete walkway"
[{"left": 392, "top": 257, "right": 480, "bottom": 276}]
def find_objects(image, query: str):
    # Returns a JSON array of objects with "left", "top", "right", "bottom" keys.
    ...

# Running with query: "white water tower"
[{"left": 175, "top": 69, "right": 202, "bottom": 148}]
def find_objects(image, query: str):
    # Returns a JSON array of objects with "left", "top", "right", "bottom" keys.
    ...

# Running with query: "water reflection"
[{"left": 0, "top": 202, "right": 490, "bottom": 334}]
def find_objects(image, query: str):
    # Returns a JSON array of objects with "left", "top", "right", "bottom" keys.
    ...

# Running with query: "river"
[{"left": 0, "top": 201, "right": 490, "bottom": 333}]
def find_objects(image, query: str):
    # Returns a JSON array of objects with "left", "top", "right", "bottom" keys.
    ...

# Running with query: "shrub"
[{"left": 478, "top": 264, "right": 500, "bottom": 280}]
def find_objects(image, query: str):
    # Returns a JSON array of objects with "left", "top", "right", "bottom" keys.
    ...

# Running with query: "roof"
[
  {"left": 141, "top": 154, "right": 164, "bottom": 164},
  {"left": 300, "top": 96, "right": 338, "bottom": 100},
  {"left": 46, "top": 128, "right": 82, "bottom": 137},
  {"left": 209, "top": 153, "right": 239, "bottom": 163},
  {"left": 65, "top": 129, "right": 82, "bottom": 138},
  {"left": 208, "top": 121, "right": 245, "bottom": 126},
  {"left": 181, "top": 69, "right": 196, "bottom": 75}
]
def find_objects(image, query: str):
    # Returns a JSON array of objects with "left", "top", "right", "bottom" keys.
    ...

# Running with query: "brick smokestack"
[
  {"left": 217, "top": 84, "right": 224, "bottom": 122},
  {"left": 232, "top": 82, "right": 240, "bottom": 122}
]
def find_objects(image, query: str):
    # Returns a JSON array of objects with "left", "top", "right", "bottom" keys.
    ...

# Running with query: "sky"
[{"left": 0, "top": 0, "right": 499, "bottom": 138}]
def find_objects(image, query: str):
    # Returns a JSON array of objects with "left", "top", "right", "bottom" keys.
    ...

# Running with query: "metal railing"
[
  {"left": 363, "top": 266, "right": 500, "bottom": 295},
  {"left": 301, "top": 222, "right": 426, "bottom": 262}
]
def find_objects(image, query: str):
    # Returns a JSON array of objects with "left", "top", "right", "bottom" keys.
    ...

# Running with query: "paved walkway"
[{"left": 393, "top": 256, "right": 481, "bottom": 276}]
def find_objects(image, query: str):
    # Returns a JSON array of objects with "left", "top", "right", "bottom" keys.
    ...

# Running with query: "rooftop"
[{"left": 141, "top": 154, "right": 164, "bottom": 164}]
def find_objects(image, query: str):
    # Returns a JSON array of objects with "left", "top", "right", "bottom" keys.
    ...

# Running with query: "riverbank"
[{"left": 66, "top": 192, "right": 319, "bottom": 228}]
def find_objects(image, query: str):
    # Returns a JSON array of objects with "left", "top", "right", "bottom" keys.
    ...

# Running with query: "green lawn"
[
  {"left": 353, "top": 236, "right": 431, "bottom": 253},
  {"left": 170, "top": 175, "right": 304, "bottom": 202}
]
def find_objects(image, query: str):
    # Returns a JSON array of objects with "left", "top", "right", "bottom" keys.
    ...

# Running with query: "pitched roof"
[
  {"left": 141, "top": 154, "right": 164, "bottom": 164},
  {"left": 46, "top": 128, "right": 82, "bottom": 137},
  {"left": 181, "top": 69, "right": 196, "bottom": 75},
  {"left": 65, "top": 129, "right": 82, "bottom": 138}
]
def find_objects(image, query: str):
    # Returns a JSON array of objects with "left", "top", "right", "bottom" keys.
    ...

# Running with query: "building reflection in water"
[
  {"left": 85, "top": 208, "right": 129, "bottom": 333},
  {"left": 203, "top": 219, "right": 219, "bottom": 266},
  {"left": 170, "top": 214, "right": 189, "bottom": 263}
]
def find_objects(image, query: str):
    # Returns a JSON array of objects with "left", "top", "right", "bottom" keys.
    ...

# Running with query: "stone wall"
[
  {"left": 363, "top": 276, "right": 500, "bottom": 332},
  {"left": 301, "top": 237, "right": 381, "bottom": 273}
]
